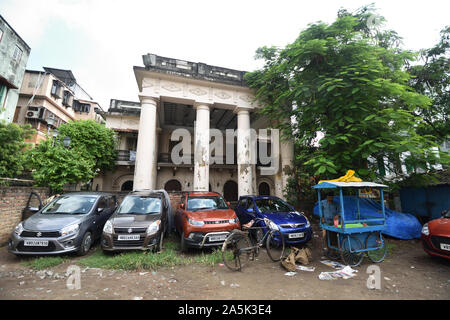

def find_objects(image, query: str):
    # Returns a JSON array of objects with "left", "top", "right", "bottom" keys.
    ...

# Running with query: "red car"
[
  {"left": 421, "top": 209, "right": 450, "bottom": 259},
  {"left": 175, "top": 191, "right": 240, "bottom": 252}
]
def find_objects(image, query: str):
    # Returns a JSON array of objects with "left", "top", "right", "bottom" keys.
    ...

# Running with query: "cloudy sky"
[{"left": 1, "top": 0, "right": 448, "bottom": 109}]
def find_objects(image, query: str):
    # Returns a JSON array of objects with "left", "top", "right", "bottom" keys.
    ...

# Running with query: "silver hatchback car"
[{"left": 8, "top": 192, "right": 117, "bottom": 256}]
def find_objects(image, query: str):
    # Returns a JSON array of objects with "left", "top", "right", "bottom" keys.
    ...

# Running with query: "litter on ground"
[
  {"left": 284, "top": 272, "right": 297, "bottom": 276},
  {"left": 296, "top": 265, "right": 315, "bottom": 272},
  {"left": 320, "top": 260, "right": 347, "bottom": 269},
  {"left": 318, "top": 266, "right": 358, "bottom": 280}
]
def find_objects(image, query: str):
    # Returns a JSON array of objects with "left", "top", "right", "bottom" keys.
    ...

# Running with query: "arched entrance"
[
  {"left": 164, "top": 179, "right": 182, "bottom": 192},
  {"left": 258, "top": 182, "right": 271, "bottom": 196},
  {"left": 223, "top": 180, "right": 238, "bottom": 202},
  {"left": 121, "top": 180, "right": 134, "bottom": 191}
]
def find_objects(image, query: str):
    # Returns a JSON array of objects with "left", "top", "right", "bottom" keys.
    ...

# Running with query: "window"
[
  {"left": 12, "top": 45, "right": 23, "bottom": 63},
  {"left": 51, "top": 80, "right": 63, "bottom": 98},
  {"left": 73, "top": 100, "right": 90, "bottom": 113}
]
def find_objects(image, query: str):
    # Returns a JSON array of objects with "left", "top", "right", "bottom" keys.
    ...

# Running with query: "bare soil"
[{"left": 0, "top": 225, "right": 449, "bottom": 300}]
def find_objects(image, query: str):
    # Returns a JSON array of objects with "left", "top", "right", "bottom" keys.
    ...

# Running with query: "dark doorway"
[
  {"left": 258, "top": 182, "right": 270, "bottom": 196},
  {"left": 164, "top": 179, "right": 182, "bottom": 192},
  {"left": 223, "top": 180, "right": 238, "bottom": 202},
  {"left": 121, "top": 180, "right": 133, "bottom": 191}
]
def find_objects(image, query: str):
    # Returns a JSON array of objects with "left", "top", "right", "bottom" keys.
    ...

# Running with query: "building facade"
[
  {"left": 14, "top": 68, "right": 105, "bottom": 144},
  {"left": 0, "top": 15, "right": 31, "bottom": 123},
  {"left": 94, "top": 54, "right": 294, "bottom": 202}
]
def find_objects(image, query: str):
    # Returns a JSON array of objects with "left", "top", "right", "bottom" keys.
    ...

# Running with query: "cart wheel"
[
  {"left": 340, "top": 235, "right": 364, "bottom": 267},
  {"left": 366, "top": 232, "right": 387, "bottom": 263},
  {"left": 324, "top": 248, "right": 341, "bottom": 260}
]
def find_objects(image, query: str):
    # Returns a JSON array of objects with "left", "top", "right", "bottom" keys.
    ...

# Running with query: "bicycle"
[{"left": 221, "top": 218, "right": 285, "bottom": 271}]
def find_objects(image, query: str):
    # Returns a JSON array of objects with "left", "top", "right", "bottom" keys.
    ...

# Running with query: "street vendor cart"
[{"left": 313, "top": 181, "right": 388, "bottom": 266}]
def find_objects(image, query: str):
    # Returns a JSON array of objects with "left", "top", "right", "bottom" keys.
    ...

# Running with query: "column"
[
  {"left": 134, "top": 97, "right": 158, "bottom": 190},
  {"left": 193, "top": 103, "right": 210, "bottom": 191},
  {"left": 280, "top": 138, "right": 294, "bottom": 199},
  {"left": 236, "top": 108, "right": 254, "bottom": 196}
]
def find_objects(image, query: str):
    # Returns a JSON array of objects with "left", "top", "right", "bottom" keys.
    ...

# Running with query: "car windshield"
[
  {"left": 187, "top": 196, "right": 228, "bottom": 211},
  {"left": 255, "top": 198, "right": 293, "bottom": 213},
  {"left": 41, "top": 195, "right": 97, "bottom": 214},
  {"left": 117, "top": 196, "right": 161, "bottom": 215}
]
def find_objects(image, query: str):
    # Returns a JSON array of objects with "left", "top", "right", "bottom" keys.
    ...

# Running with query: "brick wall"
[{"left": 0, "top": 187, "right": 50, "bottom": 245}]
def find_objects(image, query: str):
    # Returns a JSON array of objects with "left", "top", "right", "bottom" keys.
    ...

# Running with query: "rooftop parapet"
[{"left": 142, "top": 53, "right": 248, "bottom": 87}]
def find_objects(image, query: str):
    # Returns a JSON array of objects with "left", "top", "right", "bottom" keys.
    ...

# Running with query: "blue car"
[{"left": 235, "top": 195, "right": 313, "bottom": 246}]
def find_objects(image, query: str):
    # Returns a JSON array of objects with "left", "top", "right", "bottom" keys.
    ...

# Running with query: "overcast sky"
[{"left": 1, "top": 0, "right": 448, "bottom": 110}]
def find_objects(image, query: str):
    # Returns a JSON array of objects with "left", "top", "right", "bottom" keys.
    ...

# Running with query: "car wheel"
[
  {"left": 77, "top": 231, "right": 92, "bottom": 256},
  {"left": 180, "top": 231, "right": 188, "bottom": 253}
]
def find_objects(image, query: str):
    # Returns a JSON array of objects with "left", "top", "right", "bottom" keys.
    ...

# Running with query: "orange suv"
[{"left": 175, "top": 191, "right": 240, "bottom": 252}]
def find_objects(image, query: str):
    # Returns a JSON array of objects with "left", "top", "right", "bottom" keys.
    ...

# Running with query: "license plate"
[
  {"left": 288, "top": 232, "right": 304, "bottom": 239},
  {"left": 209, "top": 235, "right": 227, "bottom": 242},
  {"left": 440, "top": 243, "right": 450, "bottom": 251},
  {"left": 118, "top": 235, "right": 140, "bottom": 241},
  {"left": 24, "top": 240, "right": 49, "bottom": 246}
]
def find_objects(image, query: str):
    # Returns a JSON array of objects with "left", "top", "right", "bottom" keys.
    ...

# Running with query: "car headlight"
[
  {"left": 264, "top": 218, "right": 279, "bottom": 231},
  {"left": 421, "top": 223, "right": 429, "bottom": 236},
  {"left": 61, "top": 224, "right": 79, "bottom": 237},
  {"left": 147, "top": 220, "right": 161, "bottom": 235},
  {"left": 187, "top": 217, "right": 204, "bottom": 227},
  {"left": 14, "top": 222, "right": 24, "bottom": 236},
  {"left": 229, "top": 217, "right": 239, "bottom": 224},
  {"left": 103, "top": 220, "right": 113, "bottom": 234},
  {"left": 296, "top": 212, "right": 310, "bottom": 228}
]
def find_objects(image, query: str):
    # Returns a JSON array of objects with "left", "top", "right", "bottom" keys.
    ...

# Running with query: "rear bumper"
[
  {"left": 8, "top": 232, "right": 81, "bottom": 255},
  {"left": 280, "top": 227, "right": 313, "bottom": 245},
  {"left": 421, "top": 235, "right": 450, "bottom": 259},
  {"left": 101, "top": 232, "right": 159, "bottom": 251},
  {"left": 184, "top": 231, "right": 231, "bottom": 248}
]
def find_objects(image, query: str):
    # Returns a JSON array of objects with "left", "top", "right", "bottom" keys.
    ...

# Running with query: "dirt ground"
[{"left": 0, "top": 225, "right": 449, "bottom": 300}]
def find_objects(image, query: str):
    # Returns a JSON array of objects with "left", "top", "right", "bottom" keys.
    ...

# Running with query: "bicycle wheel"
[
  {"left": 266, "top": 230, "right": 285, "bottom": 262},
  {"left": 221, "top": 231, "right": 252, "bottom": 271},
  {"left": 366, "top": 232, "right": 387, "bottom": 263},
  {"left": 340, "top": 235, "right": 364, "bottom": 267}
]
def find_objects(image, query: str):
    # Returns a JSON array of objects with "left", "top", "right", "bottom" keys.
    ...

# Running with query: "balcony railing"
[{"left": 117, "top": 150, "right": 136, "bottom": 162}]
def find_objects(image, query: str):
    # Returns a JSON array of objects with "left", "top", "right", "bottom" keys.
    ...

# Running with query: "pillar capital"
[
  {"left": 193, "top": 102, "right": 212, "bottom": 111},
  {"left": 233, "top": 106, "right": 252, "bottom": 115},
  {"left": 138, "top": 95, "right": 159, "bottom": 105}
]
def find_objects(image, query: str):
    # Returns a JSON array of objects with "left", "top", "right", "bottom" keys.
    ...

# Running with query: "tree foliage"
[
  {"left": 408, "top": 26, "right": 450, "bottom": 143},
  {"left": 245, "top": 5, "right": 448, "bottom": 183},
  {"left": 0, "top": 122, "right": 34, "bottom": 178},
  {"left": 57, "top": 120, "right": 117, "bottom": 173},
  {"left": 27, "top": 120, "right": 117, "bottom": 192}
]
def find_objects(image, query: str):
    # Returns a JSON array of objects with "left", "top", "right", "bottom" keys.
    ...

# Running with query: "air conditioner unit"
[{"left": 26, "top": 110, "right": 40, "bottom": 119}]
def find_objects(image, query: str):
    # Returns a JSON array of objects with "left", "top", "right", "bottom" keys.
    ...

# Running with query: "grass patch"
[
  {"left": 193, "top": 249, "right": 223, "bottom": 267},
  {"left": 23, "top": 256, "right": 67, "bottom": 270},
  {"left": 76, "top": 236, "right": 224, "bottom": 271}
]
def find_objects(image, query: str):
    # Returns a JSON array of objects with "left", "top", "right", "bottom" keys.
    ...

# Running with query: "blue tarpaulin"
[{"left": 313, "top": 196, "right": 422, "bottom": 240}]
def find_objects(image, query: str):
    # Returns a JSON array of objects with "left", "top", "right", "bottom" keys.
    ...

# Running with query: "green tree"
[
  {"left": 27, "top": 120, "right": 117, "bottom": 192},
  {"left": 408, "top": 26, "right": 450, "bottom": 144},
  {"left": 0, "top": 122, "right": 34, "bottom": 178},
  {"left": 57, "top": 120, "right": 117, "bottom": 173},
  {"left": 27, "top": 138, "right": 95, "bottom": 192},
  {"left": 245, "top": 5, "right": 447, "bottom": 184}
]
